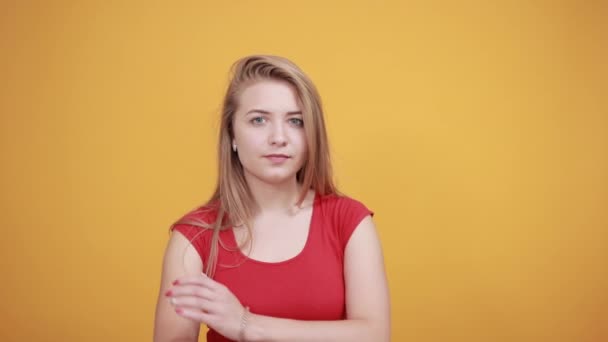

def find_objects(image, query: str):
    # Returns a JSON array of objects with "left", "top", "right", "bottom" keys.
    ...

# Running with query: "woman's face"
[{"left": 232, "top": 79, "right": 308, "bottom": 186}]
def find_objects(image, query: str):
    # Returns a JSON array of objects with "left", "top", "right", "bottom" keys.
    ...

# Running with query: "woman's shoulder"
[
  {"left": 316, "top": 192, "right": 374, "bottom": 249},
  {"left": 316, "top": 192, "right": 374, "bottom": 224},
  {"left": 169, "top": 201, "right": 221, "bottom": 241},
  {"left": 317, "top": 192, "right": 372, "bottom": 213},
  {"left": 172, "top": 202, "right": 220, "bottom": 227}
]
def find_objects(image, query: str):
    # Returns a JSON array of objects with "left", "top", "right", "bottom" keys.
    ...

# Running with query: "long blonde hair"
[{"left": 171, "top": 55, "right": 337, "bottom": 277}]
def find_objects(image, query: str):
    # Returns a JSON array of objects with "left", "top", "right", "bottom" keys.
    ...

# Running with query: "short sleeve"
[
  {"left": 169, "top": 208, "right": 216, "bottom": 266},
  {"left": 335, "top": 197, "right": 374, "bottom": 250}
]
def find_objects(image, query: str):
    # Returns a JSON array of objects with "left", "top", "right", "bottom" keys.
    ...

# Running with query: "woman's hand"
[{"left": 165, "top": 273, "right": 246, "bottom": 341}]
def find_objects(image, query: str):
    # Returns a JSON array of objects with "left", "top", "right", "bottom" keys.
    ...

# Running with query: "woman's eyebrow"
[{"left": 245, "top": 109, "right": 302, "bottom": 115}]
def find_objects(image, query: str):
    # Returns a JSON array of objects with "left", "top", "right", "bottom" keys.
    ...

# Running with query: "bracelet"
[{"left": 238, "top": 306, "right": 251, "bottom": 342}]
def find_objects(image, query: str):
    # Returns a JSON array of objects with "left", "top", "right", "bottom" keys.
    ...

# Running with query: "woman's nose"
[{"left": 268, "top": 122, "right": 287, "bottom": 146}]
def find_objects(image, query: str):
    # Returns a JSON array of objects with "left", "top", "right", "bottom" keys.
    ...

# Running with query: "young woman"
[{"left": 153, "top": 55, "right": 390, "bottom": 342}]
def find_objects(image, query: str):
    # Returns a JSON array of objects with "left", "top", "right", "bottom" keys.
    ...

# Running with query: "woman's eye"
[
  {"left": 251, "top": 117, "right": 266, "bottom": 125},
  {"left": 289, "top": 118, "right": 304, "bottom": 127}
]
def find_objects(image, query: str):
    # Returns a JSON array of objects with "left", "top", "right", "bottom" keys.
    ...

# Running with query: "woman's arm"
[
  {"left": 168, "top": 216, "right": 390, "bottom": 342},
  {"left": 153, "top": 232, "right": 203, "bottom": 342},
  {"left": 242, "top": 215, "right": 391, "bottom": 342}
]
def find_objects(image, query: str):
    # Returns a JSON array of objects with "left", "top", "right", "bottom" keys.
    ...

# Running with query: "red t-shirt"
[{"left": 171, "top": 192, "right": 373, "bottom": 342}]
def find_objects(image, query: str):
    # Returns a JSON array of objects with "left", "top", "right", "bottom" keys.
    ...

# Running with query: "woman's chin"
[{"left": 253, "top": 172, "right": 298, "bottom": 186}]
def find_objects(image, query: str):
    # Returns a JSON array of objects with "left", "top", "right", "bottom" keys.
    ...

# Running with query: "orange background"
[{"left": 1, "top": 1, "right": 606, "bottom": 341}]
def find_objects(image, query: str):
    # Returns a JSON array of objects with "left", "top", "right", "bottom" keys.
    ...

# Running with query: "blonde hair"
[{"left": 171, "top": 55, "right": 337, "bottom": 277}]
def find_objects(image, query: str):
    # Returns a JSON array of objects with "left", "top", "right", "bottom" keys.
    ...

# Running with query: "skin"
[
  {"left": 232, "top": 80, "right": 308, "bottom": 200},
  {"left": 153, "top": 80, "right": 390, "bottom": 341}
]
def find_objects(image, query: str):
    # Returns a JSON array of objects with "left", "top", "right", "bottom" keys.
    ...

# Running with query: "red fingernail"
[
  {"left": 175, "top": 308, "right": 183, "bottom": 314},
  {"left": 164, "top": 290, "right": 172, "bottom": 297},
  {"left": 172, "top": 280, "right": 179, "bottom": 285}
]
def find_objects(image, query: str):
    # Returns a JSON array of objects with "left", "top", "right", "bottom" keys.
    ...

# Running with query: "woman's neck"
[{"left": 244, "top": 175, "right": 305, "bottom": 214}]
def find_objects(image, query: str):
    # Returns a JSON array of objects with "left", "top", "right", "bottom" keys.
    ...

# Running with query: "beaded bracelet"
[{"left": 238, "top": 306, "right": 251, "bottom": 342}]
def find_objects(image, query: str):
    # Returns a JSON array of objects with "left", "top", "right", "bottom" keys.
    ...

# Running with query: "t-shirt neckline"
[{"left": 229, "top": 191, "right": 319, "bottom": 266}]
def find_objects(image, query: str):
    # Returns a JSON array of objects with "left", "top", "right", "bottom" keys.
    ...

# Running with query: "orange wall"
[{"left": 1, "top": 1, "right": 606, "bottom": 341}]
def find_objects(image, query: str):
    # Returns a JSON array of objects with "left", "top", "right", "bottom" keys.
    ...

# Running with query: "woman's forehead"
[{"left": 238, "top": 80, "right": 301, "bottom": 113}]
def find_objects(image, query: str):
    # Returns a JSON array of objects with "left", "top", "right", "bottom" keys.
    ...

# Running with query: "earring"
[{"left": 232, "top": 142, "right": 237, "bottom": 152}]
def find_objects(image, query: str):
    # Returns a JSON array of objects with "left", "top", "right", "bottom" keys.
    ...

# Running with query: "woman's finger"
[
  {"left": 169, "top": 295, "right": 217, "bottom": 312},
  {"left": 172, "top": 273, "right": 220, "bottom": 290},
  {"left": 166, "top": 285, "right": 215, "bottom": 300}
]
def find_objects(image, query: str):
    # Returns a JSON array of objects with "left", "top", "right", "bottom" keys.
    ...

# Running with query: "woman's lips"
[{"left": 264, "top": 154, "right": 290, "bottom": 164}]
